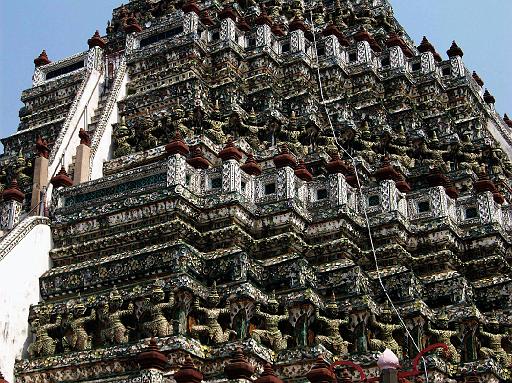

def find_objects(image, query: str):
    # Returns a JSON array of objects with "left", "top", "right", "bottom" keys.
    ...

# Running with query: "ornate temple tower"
[{"left": 0, "top": 0, "right": 511, "bottom": 382}]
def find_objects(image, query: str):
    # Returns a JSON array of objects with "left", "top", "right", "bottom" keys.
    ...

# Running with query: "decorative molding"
[{"left": 0, "top": 216, "right": 50, "bottom": 262}]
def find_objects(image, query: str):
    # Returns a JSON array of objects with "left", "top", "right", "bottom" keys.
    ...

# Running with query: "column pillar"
[
  {"left": 31, "top": 137, "right": 50, "bottom": 211},
  {"left": 1, "top": 179, "right": 25, "bottom": 230},
  {"left": 73, "top": 129, "right": 91, "bottom": 185}
]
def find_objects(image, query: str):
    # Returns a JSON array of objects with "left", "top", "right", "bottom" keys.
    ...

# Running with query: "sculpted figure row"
[{"left": 27, "top": 284, "right": 511, "bottom": 368}]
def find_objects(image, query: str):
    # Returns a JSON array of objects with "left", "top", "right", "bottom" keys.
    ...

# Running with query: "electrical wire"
[{"left": 307, "top": 9, "right": 430, "bottom": 382}]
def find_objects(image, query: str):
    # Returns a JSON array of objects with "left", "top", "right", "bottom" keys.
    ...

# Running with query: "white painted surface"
[
  {"left": 90, "top": 70, "right": 128, "bottom": 180},
  {"left": 0, "top": 223, "right": 51, "bottom": 382},
  {"left": 46, "top": 69, "right": 103, "bottom": 204}
]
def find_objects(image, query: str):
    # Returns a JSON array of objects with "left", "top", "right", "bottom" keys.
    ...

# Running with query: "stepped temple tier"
[{"left": 0, "top": 0, "right": 511, "bottom": 382}]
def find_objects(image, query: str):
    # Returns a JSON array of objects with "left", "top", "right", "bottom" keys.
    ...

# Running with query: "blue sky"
[{"left": 0, "top": 1, "right": 510, "bottom": 144}]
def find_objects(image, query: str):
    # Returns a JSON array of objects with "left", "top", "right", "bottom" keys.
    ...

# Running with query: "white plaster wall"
[
  {"left": 486, "top": 119, "right": 512, "bottom": 161},
  {"left": 46, "top": 69, "right": 103, "bottom": 204},
  {"left": 90, "top": 70, "right": 128, "bottom": 180},
  {"left": 0, "top": 224, "right": 52, "bottom": 382}
]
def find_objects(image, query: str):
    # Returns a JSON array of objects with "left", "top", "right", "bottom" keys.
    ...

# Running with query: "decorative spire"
[
  {"left": 325, "top": 152, "right": 349, "bottom": 175},
  {"left": 137, "top": 338, "right": 169, "bottom": 371},
  {"left": 444, "top": 177, "right": 459, "bottom": 199},
  {"left": 34, "top": 50, "right": 51, "bottom": 67},
  {"left": 374, "top": 156, "right": 399, "bottom": 182},
  {"left": 483, "top": 89, "right": 495, "bottom": 104},
  {"left": 426, "top": 166, "right": 448, "bottom": 187},
  {"left": 271, "top": 22, "right": 286, "bottom": 37},
  {"left": 124, "top": 14, "right": 142, "bottom": 33},
  {"left": 385, "top": 32, "right": 413, "bottom": 57},
  {"left": 417, "top": 36, "right": 435, "bottom": 54},
  {"left": 353, "top": 27, "right": 381, "bottom": 52},
  {"left": 224, "top": 346, "right": 255, "bottom": 380},
  {"left": 87, "top": 30, "right": 106, "bottom": 49},
  {"left": 182, "top": 0, "right": 200, "bottom": 16},
  {"left": 218, "top": 137, "right": 243, "bottom": 162},
  {"left": 294, "top": 159, "right": 313, "bottom": 182},
  {"left": 417, "top": 36, "right": 442, "bottom": 61},
  {"left": 2, "top": 178, "right": 25, "bottom": 203},
  {"left": 50, "top": 166, "right": 73, "bottom": 188},
  {"left": 305, "top": 355, "right": 336, "bottom": 383},
  {"left": 472, "top": 71, "right": 484, "bottom": 87},
  {"left": 237, "top": 17, "right": 251, "bottom": 32},
  {"left": 288, "top": 11, "right": 309, "bottom": 33},
  {"left": 504, "top": 114, "right": 512, "bottom": 128},
  {"left": 322, "top": 23, "right": 350, "bottom": 47},
  {"left": 174, "top": 355, "right": 203, "bottom": 383},
  {"left": 187, "top": 146, "right": 211, "bottom": 169},
  {"left": 219, "top": 4, "right": 237, "bottom": 21},
  {"left": 447, "top": 40, "right": 463, "bottom": 57},
  {"left": 255, "top": 6, "right": 273, "bottom": 27},
  {"left": 273, "top": 144, "right": 297, "bottom": 169},
  {"left": 165, "top": 131, "right": 190, "bottom": 156},
  {"left": 79, "top": 129, "right": 91, "bottom": 147},
  {"left": 241, "top": 154, "right": 262, "bottom": 176},
  {"left": 200, "top": 10, "right": 215, "bottom": 27},
  {"left": 255, "top": 364, "right": 283, "bottom": 383},
  {"left": 35, "top": 136, "right": 50, "bottom": 159}
]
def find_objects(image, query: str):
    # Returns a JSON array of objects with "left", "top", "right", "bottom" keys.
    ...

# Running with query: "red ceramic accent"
[
  {"left": 218, "top": 138, "right": 243, "bottom": 162},
  {"left": 426, "top": 167, "right": 447, "bottom": 187},
  {"left": 34, "top": 50, "right": 51, "bottom": 67},
  {"left": 289, "top": 16, "right": 308, "bottom": 33},
  {"left": 395, "top": 174, "right": 411, "bottom": 193},
  {"left": 182, "top": 0, "right": 201, "bottom": 15},
  {"left": 444, "top": 178, "right": 459, "bottom": 199},
  {"left": 88, "top": 30, "right": 106, "bottom": 49},
  {"left": 137, "top": 338, "right": 169, "bottom": 371},
  {"left": 472, "top": 71, "right": 484, "bottom": 87},
  {"left": 237, "top": 17, "right": 251, "bottom": 32},
  {"left": 353, "top": 28, "right": 381, "bottom": 52},
  {"left": 255, "top": 7, "right": 273, "bottom": 27},
  {"left": 447, "top": 40, "right": 463, "bottom": 57},
  {"left": 79, "top": 129, "right": 91, "bottom": 146},
  {"left": 385, "top": 32, "right": 413, "bottom": 58},
  {"left": 174, "top": 354, "right": 203, "bottom": 383},
  {"left": 255, "top": 364, "right": 283, "bottom": 383},
  {"left": 322, "top": 23, "right": 350, "bottom": 47},
  {"left": 200, "top": 11, "right": 215, "bottom": 27},
  {"left": 273, "top": 144, "right": 297, "bottom": 169},
  {"left": 2, "top": 179, "right": 25, "bottom": 203},
  {"left": 295, "top": 159, "right": 313, "bottom": 182},
  {"left": 483, "top": 89, "right": 495, "bottom": 104},
  {"left": 241, "top": 154, "right": 262, "bottom": 176},
  {"left": 504, "top": 114, "right": 512, "bottom": 128},
  {"left": 35, "top": 136, "right": 50, "bottom": 159},
  {"left": 187, "top": 147, "right": 211, "bottom": 169},
  {"left": 325, "top": 153, "right": 349, "bottom": 174},
  {"left": 0, "top": 371, "right": 9, "bottom": 383},
  {"left": 493, "top": 191, "right": 505, "bottom": 205},
  {"left": 306, "top": 356, "right": 336, "bottom": 383},
  {"left": 51, "top": 166, "right": 73, "bottom": 188},
  {"left": 474, "top": 169, "right": 497, "bottom": 194},
  {"left": 374, "top": 156, "right": 399, "bottom": 182},
  {"left": 345, "top": 167, "right": 358, "bottom": 188},
  {"left": 125, "top": 16, "right": 142, "bottom": 33},
  {"left": 165, "top": 132, "right": 190, "bottom": 156},
  {"left": 417, "top": 36, "right": 442, "bottom": 62},
  {"left": 271, "top": 23, "right": 286, "bottom": 37},
  {"left": 224, "top": 347, "right": 255, "bottom": 380},
  {"left": 219, "top": 5, "right": 237, "bottom": 21}
]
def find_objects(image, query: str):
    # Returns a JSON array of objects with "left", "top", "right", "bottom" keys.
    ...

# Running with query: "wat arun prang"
[{"left": 0, "top": 0, "right": 511, "bottom": 382}]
